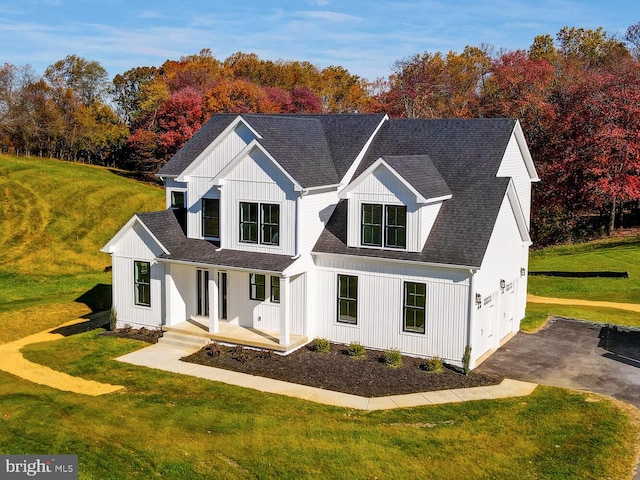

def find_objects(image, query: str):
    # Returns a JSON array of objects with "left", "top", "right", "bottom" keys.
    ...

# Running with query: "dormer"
[{"left": 340, "top": 155, "right": 452, "bottom": 252}]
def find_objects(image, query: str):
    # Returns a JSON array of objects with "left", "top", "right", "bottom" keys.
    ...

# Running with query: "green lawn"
[
  {"left": 527, "top": 235, "right": 640, "bottom": 329},
  {"left": 0, "top": 155, "right": 164, "bottom": 314},
  {"left": 0, "top": 330, "right": 632, "bottom": 480}
]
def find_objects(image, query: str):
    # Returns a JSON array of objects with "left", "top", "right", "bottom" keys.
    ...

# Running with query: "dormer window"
[{"left": 361, "top": 203, "right": 406, "bottom": 249}]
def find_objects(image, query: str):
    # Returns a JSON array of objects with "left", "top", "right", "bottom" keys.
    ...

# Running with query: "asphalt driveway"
[{"left": 477, "top": 318, "right": 640, "bottom": 409}]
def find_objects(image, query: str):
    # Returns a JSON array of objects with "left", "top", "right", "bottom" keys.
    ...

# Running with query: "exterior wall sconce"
[
  {"left": 475, "top": 293, "right": 482, "bottom": 307},
  {"left": 500, "top": 279, "right": 506, "bottom": 291},
  {"left": 520, "top": 267, "right": 526, "bottom": 277}
]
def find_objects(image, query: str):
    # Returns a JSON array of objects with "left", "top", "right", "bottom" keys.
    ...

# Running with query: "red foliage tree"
[{"left": 156, "top": 86, "right": 203, "bottom": 158}]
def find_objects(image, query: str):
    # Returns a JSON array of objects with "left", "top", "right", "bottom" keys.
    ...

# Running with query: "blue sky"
[{"left": 0, "top": 0, "right": 637, "bottom": 81}]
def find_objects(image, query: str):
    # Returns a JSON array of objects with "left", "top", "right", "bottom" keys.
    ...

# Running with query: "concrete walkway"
[
  {"left": 528, "top": 293, "right": 640, "bottom": 312},
  {"left": 116, "top": 343, "right": 537, "bottom": 410},
  {"left": 0, "top": 318, "right": 124, "bottom": 396}
]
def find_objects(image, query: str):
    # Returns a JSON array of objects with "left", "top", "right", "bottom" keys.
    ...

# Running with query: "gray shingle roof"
[
  {"left": 137, "top": 209, "right": 295, "bottom": 272},
  {"left": 379, "top": 155, "right": 452, "bottom": 200},
  {"left": 157, "top": 113, "right": 387, "bottom": 187},
  {"left": 314, "top": 118, "right": 518, "bottom": 268}
]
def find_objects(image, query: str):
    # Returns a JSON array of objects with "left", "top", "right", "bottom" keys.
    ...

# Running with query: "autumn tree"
[
  {"left": 111, "top": 66, "right": 158, "bottom": 125},
  {"left": 550, "top": 61, "right": 640, "bottom": 234}
]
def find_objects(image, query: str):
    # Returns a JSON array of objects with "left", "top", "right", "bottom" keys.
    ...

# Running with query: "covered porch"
[
  {"left": 162, "top": 319, "right": 308, "bottom": 353},
  {"left": 163, "top": 259, "right": 307, "bottom": 350}
]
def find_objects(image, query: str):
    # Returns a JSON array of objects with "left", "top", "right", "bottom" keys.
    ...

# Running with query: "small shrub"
[
  {"left": 109, "top": 306, "right": 117, "bottom": 331},
  {"left": 347, "top": 341, "right": 366, "bottom": 359},
  {"left": 205, "top": 342, "right": 221, "bottom": 357},
  {"left": 230, "top": 346, "right": 249, "bottom": 363},
  {"left": 312, "top": 337, "right": 331, "bottom": 353},
  {"left": 462, "top": 345, "right": 472, "bottom": 376},
  {"left": 421, "top": 356, "right": 443, "bottom": 373},
  {"left": 383, "top": 349, "right": 403, "bottom": 368},
  {"left": 258, "top": 349, "right": 274, "bottom": 359}
]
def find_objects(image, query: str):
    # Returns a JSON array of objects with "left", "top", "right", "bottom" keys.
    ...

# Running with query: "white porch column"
[
  {"left": 209, "top": 269, "right": 219, "bottom": 333},
  {"left": 279, "top": 275, "right": 291, "bottom": 346},
  {"left": 164, "top": 262, "right": 173, "bottom": 326}
]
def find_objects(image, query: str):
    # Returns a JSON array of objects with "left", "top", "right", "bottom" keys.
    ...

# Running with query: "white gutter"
[{"left": 311, "top": 251, "right": 480, "bottom": 272}]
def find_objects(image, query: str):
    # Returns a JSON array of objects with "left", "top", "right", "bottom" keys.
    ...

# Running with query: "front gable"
[{"left": 101, "top": 215, "right": 168, "bottom": 258}]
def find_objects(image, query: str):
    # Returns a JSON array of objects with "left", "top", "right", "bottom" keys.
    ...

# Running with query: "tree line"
[{"left": 1, "top": 23, "right": 640, "bottom": 245}]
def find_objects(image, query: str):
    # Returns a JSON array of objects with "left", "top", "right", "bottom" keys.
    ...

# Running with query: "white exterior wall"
[
  {"left": 473, "top": 194, "right": 529, "bottom": 361},
  {"left": 110, "top": 222, "right": 166, "bottom": 329},
  {"left": 346, "top": 166, "right": 423, "bottom": 252},
  {"left": 497, "top": 133, "right": 532, "bottom": 223},
  {"left": 419, "top": 202, "right": 443, "bottom": 249},
  {"left": 165, "top": 263, "right": 196, "bottom": 326},
  {"left": 222, "top": 149, "right": 296, "bottom": 255},
  {"left": 298, "top": 190, "right": 339, "bottom": 254},
  {"left": 290, "top": 273, "right": 306, "bottom": 336},
  {"left": 313, "top": 255, "right": 471, "bottom": 365}
]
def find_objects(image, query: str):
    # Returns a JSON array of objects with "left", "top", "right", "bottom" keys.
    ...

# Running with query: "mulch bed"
[
  {"left": 100, "top": 327, "right": 162, "bottom": 344},
  {"left": 181, "top": 342, "right": 503, "bottom": 398}
]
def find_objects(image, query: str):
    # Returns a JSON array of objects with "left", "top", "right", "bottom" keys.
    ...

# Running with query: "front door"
[{"left": 197, "top": 269, "right": 209, "bottom": 317}]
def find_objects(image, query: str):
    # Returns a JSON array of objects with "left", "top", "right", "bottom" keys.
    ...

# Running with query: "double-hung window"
[
  {"left": 134, "top": 261, "right": 151, "bottom": 307},
  {"left": 337, "top": 274, "right": 358, "bottom": 324},
  {"left": 249, "top": 273, "right": 266, "bottom": 301},
  {"left": 403, "top": 282, "right": 426, "bottom": 334},
  {"left": 361, "top": 203, "right": 406, "bottom": 248},
  {"left": 270, "top": 276, "right": 280, "bottom": 303},
  {"left": 202, "top": 198, "right": 220, "bottom": 239},
  {"left": 240, "top": 202, "right": 279, "bottom": 246}
]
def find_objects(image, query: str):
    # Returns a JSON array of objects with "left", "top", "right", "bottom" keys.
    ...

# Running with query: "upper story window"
[
  {"left": 170, "top": 191, "right": 185, "bottom": 209},
  {"left": 361, "top": 203, "right": 406, "bottom": 249},
  {"left": 240, "top": 202, "right": 279, "bottom": 246},
  {"left": 202, "top": 198, "right": 220, "bottom": 239}
]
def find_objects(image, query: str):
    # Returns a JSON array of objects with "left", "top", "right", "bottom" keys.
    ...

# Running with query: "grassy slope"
[
  {"left": 0, "top": 155, "right": 164, "bottom": 327},
  {"left": 526, "top": 236, "right": 640, "bottom": 329}
]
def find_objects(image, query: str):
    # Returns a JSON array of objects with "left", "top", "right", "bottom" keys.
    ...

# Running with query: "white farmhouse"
[{"left": 102, "top": 114, "right": 538, "bottom": 369}]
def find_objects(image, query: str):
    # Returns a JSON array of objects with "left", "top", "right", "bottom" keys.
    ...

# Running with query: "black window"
[
  {"left": 134, "top": 261, "right": 151, "bottom": 307},
  {"left": 240, "top": 202, "right": 258, "bottom": 243},
  {"left": 361, "top": 203, "right": 382, "bottom": 246},
  {"left": 240, "top": 202, "right": 279, "bottom": 245},
  {"left": 261, "top": 203, "right": 280, "bottom": 245},
  {"left": 385, "top": 205, "right": 407, "bottom": 248},
  {"left": 202, "top": 198, "right": 220, "bottom": 238},
  {"left": 361, "top": 203, "right": 407, "bottom": 249},
  {"left": 170, "top": 191, "right": 185, "bottom": 208},
  {"left": 271, "top": 276, "right": 280, "bottom": 303},
  {"left": 337, "top": 274, "right": 358, "bottom": 324},
  {"left": 250, "top": 273, "right": 266, "bottom": 301},
  {"left": 403, "top": 282, "right": 426, "bottom": 334}
]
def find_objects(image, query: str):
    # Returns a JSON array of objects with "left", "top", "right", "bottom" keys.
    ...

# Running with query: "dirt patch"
[
  {"left": 100, "top": 327, "right": 162, "bottom": 344},
  {"left": 181, "top": 343, "right": 502, "bottom": 398}
]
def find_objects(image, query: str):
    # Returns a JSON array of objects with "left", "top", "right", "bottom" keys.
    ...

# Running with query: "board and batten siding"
[
  {"left": 313, "top": 256, "right": 471, "bottom": 365},
  {"left": 346, "top": 166, "right": 423, "bottom": 252},
  {"left": 111, "top": 221, "right": 166, "bottom": 329},
  {"left": 297, "top": 190, "right": 339, "bottom": 254},
  {"left": 222, "top": 148, "right": 297, "bottom": 255},
  {"left": 497, "top": 133, "right": 532, "bottom": 222},
  {"left": 473, "top": 194, "right": 529, "bottom": 360},
  {"left": 225, "top": 271, "right": 305, "bottom": 335},
  {"left": 164, "top": 262, "right": 196, "bottom": 327}
]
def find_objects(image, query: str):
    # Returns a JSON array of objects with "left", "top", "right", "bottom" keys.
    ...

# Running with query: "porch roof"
[{"left": 137, "top": 210, "right": 295, "bottom": 273}]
